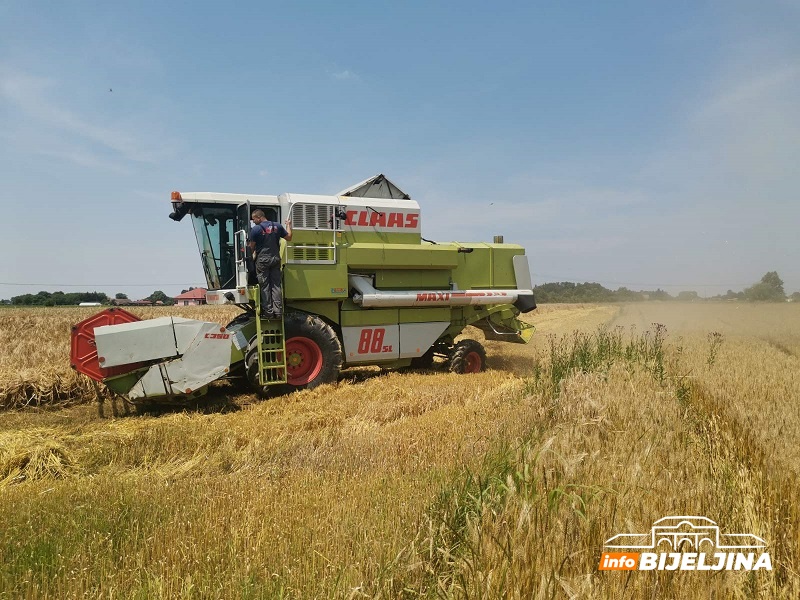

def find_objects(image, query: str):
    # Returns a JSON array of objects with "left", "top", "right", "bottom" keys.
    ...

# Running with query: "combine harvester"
[{"left": 71, "top": 175, "right": 536, "bottom": 403}]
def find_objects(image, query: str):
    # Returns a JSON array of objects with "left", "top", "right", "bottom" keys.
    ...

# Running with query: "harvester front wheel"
[
  {"left": 449, "top": 339, "right": 486, "bottom": 374},
  {"left": 284, "top": 313, "right": 342, "bottom": 390}
]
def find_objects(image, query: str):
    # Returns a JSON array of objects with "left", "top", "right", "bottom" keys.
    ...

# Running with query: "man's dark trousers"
[{"left": 255, "top": 252, "right": 283, "bottom": 316}]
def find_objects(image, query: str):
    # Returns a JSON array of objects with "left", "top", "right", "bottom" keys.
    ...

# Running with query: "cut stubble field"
[{"left": 0, "top": 302, "right": 798, "bottom": 598}]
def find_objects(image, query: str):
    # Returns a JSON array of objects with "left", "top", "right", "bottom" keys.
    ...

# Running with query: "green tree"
[
  {"left": 615, "top": 287, "right": 644, "bottom": 301},
  {"left": 744, "top": 271, "right": 785, "bottom": 302},
  {"left": 147, "top": 290, "right": 174, "bottom": 305},
  {"left": 648, "top": 289, "right": 672, "bottom": 301},
  {"left": 115, "top": 292, "right": 129, "bottom": 300},
  {"left": 532, "top": 281, "right": 649, "bottom": 303}
]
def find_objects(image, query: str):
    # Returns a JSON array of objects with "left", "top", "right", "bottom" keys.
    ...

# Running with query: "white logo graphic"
[{"left": 605, "top": 515, "right": 766, "bottom": 550}]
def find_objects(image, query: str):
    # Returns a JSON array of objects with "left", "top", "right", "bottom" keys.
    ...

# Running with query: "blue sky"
[{"left": 1, "top": 0, "right": 798, "bottom": 300}]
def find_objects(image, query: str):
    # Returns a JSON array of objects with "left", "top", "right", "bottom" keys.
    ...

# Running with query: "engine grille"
[
  {"left": 291, "top": 203, "right": 334, "bottom": 229},
  {"left": 287, "top": 244, "right": 335, "bottom": 263}
]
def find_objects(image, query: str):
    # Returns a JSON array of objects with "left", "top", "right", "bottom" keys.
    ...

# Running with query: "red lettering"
[
  {"left": 357, "top": 329, "right": 371, "bottom": 353},
  {"left": 368, "top": 211, "right": 386, "bottom": 227},
  {"left": 345, "top": 210, "right": 420, "bottom": 229},
  {"left": 357, "top": 328, "right": 389, "bottom": 353},
  {"left": 414, "top": 293, "right": 451, "bottom": 302},
  {"left": 370, "top": 328, "right": 385, "bottom": 353}
]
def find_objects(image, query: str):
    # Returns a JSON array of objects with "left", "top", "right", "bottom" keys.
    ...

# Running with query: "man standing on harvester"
[{"left": 249, "top": 209, "right": 292, "bottom": 319}]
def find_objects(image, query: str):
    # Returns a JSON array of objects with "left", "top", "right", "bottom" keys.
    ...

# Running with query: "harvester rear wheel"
[
  {"left": 284, "top": 313, "right": 342, "bottom": 390},
  {"left": 449, "top": 339, "right": 486, "bottom": 374}
]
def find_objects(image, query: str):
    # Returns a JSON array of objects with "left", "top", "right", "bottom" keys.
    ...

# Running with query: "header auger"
[{"left": 71, "top": 174, "right": 536, "bottom": 403}]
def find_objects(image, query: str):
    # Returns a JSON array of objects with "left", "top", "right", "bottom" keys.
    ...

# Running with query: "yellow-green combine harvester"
[{"left": 71, "top": 175, "right": 536, "bottom": 403}]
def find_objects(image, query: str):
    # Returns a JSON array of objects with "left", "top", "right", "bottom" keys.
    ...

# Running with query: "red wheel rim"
[
  {"left": 285, "top": 337, "right": 323, "bottom": 386},
  {"left": 465, "top": 351, "right": 482, "bottom": 373}
]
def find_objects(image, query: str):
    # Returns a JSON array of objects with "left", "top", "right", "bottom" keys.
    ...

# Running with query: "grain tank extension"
[{"left": 71, "top": 175, "right": 536, "bottom": 402}]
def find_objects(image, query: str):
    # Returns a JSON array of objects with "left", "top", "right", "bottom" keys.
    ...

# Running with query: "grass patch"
[{"left": 531, "top": 324, "right": 670, "bottom": 399}]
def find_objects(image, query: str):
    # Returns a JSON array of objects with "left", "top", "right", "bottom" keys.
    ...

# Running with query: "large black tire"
[
  {"left": 448, "top": 339, "right": 487, "bottom": 374},
  {"left": 246, "top": 312, "right": 343, "bottom": 392}
]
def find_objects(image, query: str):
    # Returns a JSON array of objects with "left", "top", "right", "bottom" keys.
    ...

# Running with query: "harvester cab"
[{"left": 71, "top": 175, "right": 536, "bottom": 404}]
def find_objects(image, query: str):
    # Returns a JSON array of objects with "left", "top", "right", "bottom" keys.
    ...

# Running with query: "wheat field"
[{"left": 0, "top": 302, "right": 798, "bottom": 598}]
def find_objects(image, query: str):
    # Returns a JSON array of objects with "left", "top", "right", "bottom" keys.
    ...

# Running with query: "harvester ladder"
[{"left": 253, "top": 287, "right": 287, "bottom": 385}]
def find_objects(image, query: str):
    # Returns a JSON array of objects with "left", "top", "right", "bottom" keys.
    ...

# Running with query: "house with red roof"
[{"left": 174, "top": 288, "right": 207, "bottom": 306}]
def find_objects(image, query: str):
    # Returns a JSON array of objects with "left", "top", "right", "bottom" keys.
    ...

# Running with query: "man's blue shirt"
[{"left": 250, "top": 221, "right": 288, "bottom": 256}]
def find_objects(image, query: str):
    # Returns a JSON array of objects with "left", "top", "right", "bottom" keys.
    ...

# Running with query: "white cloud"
[
  {"left": 698, "top": 64, "right": 800, "bottom": 118},
  {"left": 419, "top": 179, "right": 649, "bottom": 241},
  {"left": 0, "top": 66, "right": 170, "bottom": 168},
  {"left": 330, "top": 69, "right": 358, "bottom": 81}
]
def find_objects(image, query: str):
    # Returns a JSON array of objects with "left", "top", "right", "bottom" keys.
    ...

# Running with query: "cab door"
[{"left": 235, "top": 201, "right": 251, "bottom": 288}]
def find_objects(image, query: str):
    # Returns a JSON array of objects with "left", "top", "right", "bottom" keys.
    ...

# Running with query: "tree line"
[
  {"left": 533, "top": 272, "right": 795, "bottom": 303},
  {"left": 4, "top": 290, "right": 175, "bottom": 306}
]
